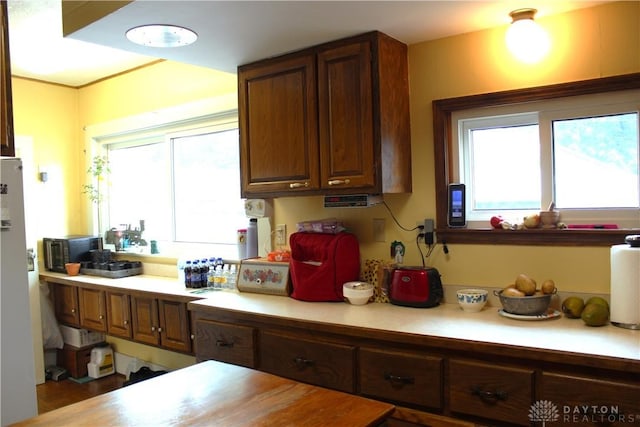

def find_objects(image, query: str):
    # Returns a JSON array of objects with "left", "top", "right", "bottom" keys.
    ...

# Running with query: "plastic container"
[
  {"left": 247, "top": 219, "right": 258, "bottom": 258},
  {"left": 87, "top": 344, "right": 115, "bottom": 379},
  {"left": 237, "top": 229, "right": 247, "bottom": 259}
]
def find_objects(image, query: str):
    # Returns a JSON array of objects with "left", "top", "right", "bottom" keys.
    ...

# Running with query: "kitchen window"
[
  {"left": 433, "top": 73, "right": 640, "bottom": 246},
  {"left": 453, "top": 92, "right": 639, "bottom": 227},
  {"left": 87, "top": 107, "right": 246, "bottom": 256}
]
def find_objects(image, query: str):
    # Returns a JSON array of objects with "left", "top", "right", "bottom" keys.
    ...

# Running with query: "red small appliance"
[{"left": 389, "top": 266, "right": 443, "bottom": 308}]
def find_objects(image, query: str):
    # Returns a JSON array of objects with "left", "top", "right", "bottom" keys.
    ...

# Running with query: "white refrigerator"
[{"left": 1, "top": 157, "right": 38, "bottom": 425}]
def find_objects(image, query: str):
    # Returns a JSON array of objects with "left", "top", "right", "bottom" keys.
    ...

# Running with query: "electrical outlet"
[{"left": 275, "top": 224, "right": 287, "bottom": 245}]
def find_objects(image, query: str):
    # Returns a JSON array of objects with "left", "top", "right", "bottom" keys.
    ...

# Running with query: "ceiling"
[{"left": 6, "top": 0, "right": 609, "bottom": 88}]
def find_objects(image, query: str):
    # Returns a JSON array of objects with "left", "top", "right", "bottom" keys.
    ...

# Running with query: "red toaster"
[{"left": 389, "top": 267, "right": 443, "bottom": 308}]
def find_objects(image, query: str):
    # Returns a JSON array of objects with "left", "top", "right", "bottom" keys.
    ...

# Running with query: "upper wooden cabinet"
[
  {"left": 238, "top": 31, "right": 411, "bottom": 198},
  {"left": 1, "top": 0, "right": 15, "bottom": 157}
]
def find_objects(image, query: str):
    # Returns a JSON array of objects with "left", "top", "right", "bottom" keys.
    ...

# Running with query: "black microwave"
[{"left": 43, "top": 236, "right": 101, "bottom": 273}]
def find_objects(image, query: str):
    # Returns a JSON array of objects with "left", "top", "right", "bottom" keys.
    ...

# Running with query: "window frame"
[
  {"left": 83, "top": 98, "right": 243, "bottom": 257},
  {"left": 433, "top": 72, "right": 640, "bottom": 246}
]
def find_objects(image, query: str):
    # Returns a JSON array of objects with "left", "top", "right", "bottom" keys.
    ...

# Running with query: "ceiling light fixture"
[
  {"left": 505, "top": 8, "right": 550, "bottom": 64},
  {"left": 126, "top": 24, "right": 198, "bottom": 48}
]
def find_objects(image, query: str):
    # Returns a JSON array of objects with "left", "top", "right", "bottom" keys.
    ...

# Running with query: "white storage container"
[
  {"left": 59, "top": 325, "right": 105, "bottom": 348},
  {"left": 87, "top": 345, "right": 115, "bottom": 378}
]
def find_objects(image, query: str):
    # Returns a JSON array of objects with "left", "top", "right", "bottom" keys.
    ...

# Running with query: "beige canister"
[{"left": 87, "top": 345, "right": 115, "bottom": 378}]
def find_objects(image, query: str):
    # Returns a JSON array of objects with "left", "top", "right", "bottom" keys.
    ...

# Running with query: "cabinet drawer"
[
  {"left": 194, "top": 319, "right": 256, "bottom": 368},
  {"left": 359, "top": 347, "right": 443, "bottom": 409},
  {"left": 542, "top": 373, "right": 640, "bottom": 426},
  {"left": 449, "top": 359, "right": 534, "bottom": 426},
  {"left": 259, "top": 331, "right": 355, "bottom": 393}
]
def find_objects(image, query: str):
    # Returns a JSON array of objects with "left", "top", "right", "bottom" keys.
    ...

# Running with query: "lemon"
[
  {"left": 561, "top": 297, "right": 584, "bottom": 319},
  {"left": 581, "top": 303, "right": 609, "bottom": 327}
]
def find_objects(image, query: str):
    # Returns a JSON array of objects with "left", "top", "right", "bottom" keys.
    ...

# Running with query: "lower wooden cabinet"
[
  {"left": 259, "top": 330, "right": 356, "bottom": 393},
  {"left": 194, "top": 319, "right": 256, "bottom": 367},
  {"left": 448, "top": 359, "right": 534, "bottom": 426},
  {"left": 106, "top": 291, "right": 132, "bottom": 339},
  {"left": 131, "top": 295, "right": 192, "bottom": 353},
  {"left": 359, "top": 347, "right": 443, "bottom": 410},
  {"left": 48, "top": 281, "right": 194, "bottom": 355},
  {"left": 53, "top": 283, "right": 80, "bottom": 327},
  {"left": 78, "top": 287, "right": 107, "bottom": 332},
  {"left": 541, "top": 373, "right": 640, "bottom": 426}
]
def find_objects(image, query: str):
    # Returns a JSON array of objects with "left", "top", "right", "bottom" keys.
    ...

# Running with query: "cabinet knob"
[
  {"left": 384, "top": 373, "right": 415, "bottom": 386},
  {"left": 157, "top": 327, "right": 163, "bottom": 333},
  {"left": 293, "top": 356, "right": 315, "bottom": 369},
  {"left": 471, "top": 386, "right": 508, "bottom": 403},
  {"left": 327, "top": 179, "right": 350, "bottom": 186},
  {"left": 151, "top": 326, "right": 156, "bottom": 332},
  {"left": 99, "top": 315, "right": 104, "bottom": 320},
  {"left": 289, "top": 182, "right": 309, "bottom": 189},
  {"left": 71, "top": 308, "right": 76, "bottom": 314},
  {"left": 124, "top": 320, "right": 129, "bottom": 325}
]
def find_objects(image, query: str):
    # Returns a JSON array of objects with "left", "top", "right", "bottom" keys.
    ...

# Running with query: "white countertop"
[
  {"left": 189, "top": 291, "right": 640, "bottom": 362},
  {"left": 41, "top": 272, "right": 640, "bottom": 362}
]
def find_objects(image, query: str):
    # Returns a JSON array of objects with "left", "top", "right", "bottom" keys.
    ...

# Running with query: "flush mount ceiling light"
[
  {"left": 126, "top": 24, "right": 198, "bottom": 48},
  {"left": 505, "top": 8, "right": 550, "bottom": 64}
]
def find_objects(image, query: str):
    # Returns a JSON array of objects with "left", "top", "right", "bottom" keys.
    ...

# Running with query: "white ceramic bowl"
[
  {"left": 343, "top": 282, "right": 374, "bottom": 305},
  {"left": 456, "top": 289, "right": 488, "bottom": 312}
]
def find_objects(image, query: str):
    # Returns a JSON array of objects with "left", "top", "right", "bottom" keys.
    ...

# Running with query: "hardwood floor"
[{"left": 36, "top": 374, "right": 126, "bottom": 414}]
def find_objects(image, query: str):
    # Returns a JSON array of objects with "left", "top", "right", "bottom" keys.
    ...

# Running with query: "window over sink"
[
  {"left": 433, "top": 73, "right": 640, "bottom": 246},
  {"left": 85, "top": 105, "right": 246, "bottom": 257}
]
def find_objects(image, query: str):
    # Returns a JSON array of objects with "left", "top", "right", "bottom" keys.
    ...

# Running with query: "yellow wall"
[
  {"left": 9, "top": 1, "right": 640, "bottom": 368},
  {"left": 11, "top": 79, "right": 84, "bottom": 236},
  {"left": 274, "top": 1, "right": 640, "bottom": 293}
]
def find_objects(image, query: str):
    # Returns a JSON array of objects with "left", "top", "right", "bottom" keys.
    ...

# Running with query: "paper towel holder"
[{"left": 624, "top": 235, "right": 640, "bottom": 247}]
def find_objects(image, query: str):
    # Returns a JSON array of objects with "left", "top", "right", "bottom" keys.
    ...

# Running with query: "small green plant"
[
  {"left": 82, "top": 155, "right": 110, "bottom": 204},
  {"left": 83, "top": 155, "right": 110, "bottom": 234}
]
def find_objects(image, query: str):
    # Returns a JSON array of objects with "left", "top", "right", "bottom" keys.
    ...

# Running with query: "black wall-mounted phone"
[{"left": 448, "top": 183, "right": 466, "bottom": 227}]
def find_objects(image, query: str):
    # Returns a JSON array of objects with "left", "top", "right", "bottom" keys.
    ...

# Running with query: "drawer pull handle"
[
  {"left": 293, "top": 357, "right": 315, "bottom": 368},
  {"left": 327, "top": 179, "right": 350, "bottom": 186},
  {"left": 471, "top": 387, "right": 508, "bottom": 403},
  {"left": 216, "top": 340, "right": 234, "bottom": 348},
  {"left": 289, "top": 182, "right": 309, "bottom": 189},
  {"left": 384, "top": 373, "right": 415, "bottom": 386}
]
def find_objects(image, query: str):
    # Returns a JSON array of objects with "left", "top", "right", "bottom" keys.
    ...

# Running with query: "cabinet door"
[
  {"left": 106, "top": 291, "right": 132, "bottom": 339},
  {"left": 194, "top": 319, "right": 256, "bottom": 367},
  {"left": 260, "top": 330, "right": 356, "bottom": 393},
  {"left": 53, "top": 283, "right": 80, "bottom": 327},
  {"left": 158, "top": 299, "right": 191, "bottom": 353},
  {"left": 130, "top": 295, "right": 160, "bottom": 346},
  {"left": 359, "top": 347, "right": 443, "bottom": 409},
  {"left": 1, "top": 1, "right": 14, "bottom": 157},
  {"left": 238, "top": 54, "right": 319, "bottom": 196},
  {"left": 78, "top": 288, "right": 107, "bottom": 332},
  {"left": 317, "top": 40, "right": 375, "bottom": 191},
  {"left": 542, "top": 373, "right": 640, "bottom": 426},
  {"left": 449, "top": 359, "right": 534, "bottom": 426}
]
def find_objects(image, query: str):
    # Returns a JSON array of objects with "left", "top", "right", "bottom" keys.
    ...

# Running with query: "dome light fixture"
[
  {"left": 505, "top": 8, "right": 550, "bottom": 64},
  {"left": 126, "top": 24, "right": 198, "bottom": 48}
]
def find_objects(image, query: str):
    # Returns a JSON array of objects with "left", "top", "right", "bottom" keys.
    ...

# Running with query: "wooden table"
[{"left": 13, "top": 360, "right": 394, "bottom": 426}]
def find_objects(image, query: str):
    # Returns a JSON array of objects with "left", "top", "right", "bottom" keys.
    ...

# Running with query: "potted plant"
[{"left": 82, "top": 155, "right": 109, "bottom": 234}]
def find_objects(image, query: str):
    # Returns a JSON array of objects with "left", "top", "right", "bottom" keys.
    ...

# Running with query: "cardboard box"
[{"left": 59, "top": 325, "right": 105, "bottom": 348}]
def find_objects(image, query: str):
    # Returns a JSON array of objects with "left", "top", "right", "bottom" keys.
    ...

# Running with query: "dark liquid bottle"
[{"left": 184, "top": 261, "right": 192, "bottom": 288}]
